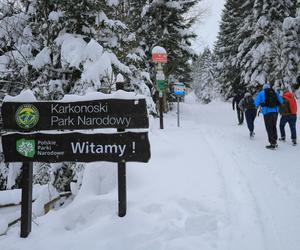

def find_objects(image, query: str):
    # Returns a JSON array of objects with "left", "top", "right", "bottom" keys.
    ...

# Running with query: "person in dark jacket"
[
  {"left": 232, "top": 91, "right": 244, "bottom": 125},
  {"left": 238, "top": 93, "right": 257, "bottom": 138},
  {"left": 255, "top": 83, "right": 283, "bottom": 149},
  {"left": 279, "top": 89, "right": 298, "bottom": 145}
]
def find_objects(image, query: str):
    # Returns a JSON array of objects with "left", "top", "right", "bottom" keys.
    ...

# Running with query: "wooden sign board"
[
  {"left": 2, "top": 132, "right": 151, "bottom": 163},
  {"left": 1, "top": 99, "right": 149, "bottom": 131}
]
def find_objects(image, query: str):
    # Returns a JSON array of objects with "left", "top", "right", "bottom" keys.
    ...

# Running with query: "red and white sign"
[
  {"left": 152, "top": 53, "right": 167, "bottom": 63},
  {"left": 151, "top": 46, "right": 167, "bottom": 63}
]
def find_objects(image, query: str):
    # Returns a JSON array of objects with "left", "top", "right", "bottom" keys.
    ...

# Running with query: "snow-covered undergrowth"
[{"left": 1, "top": 94, "right": 300, "bottom": 250}]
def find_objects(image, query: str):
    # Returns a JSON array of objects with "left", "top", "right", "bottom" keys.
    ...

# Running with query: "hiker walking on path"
[
  {"left": 238, "top": 93, "right": 257, "bottom": 139},
  {"left": 278, "top": 89, "right": 298, "bottom": 146},
  {"left": 232, "top": 90, "right": 245, "bottom": 125},
  {"left": 255, "top": 83, "right": 283, "bottom": 149}
]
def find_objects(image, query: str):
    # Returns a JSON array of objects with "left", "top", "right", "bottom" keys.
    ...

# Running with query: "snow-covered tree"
[
  {"left": 192, "top": 48, "right": 217, "bottom": 103},
  {"left": 238, "top": 0, "right": 296, "bottom": 89},
  {"left": 214, "top": 0, "right": 245, "bottom": 98},
  {"left": 281, "top": 8, "right": 300, "bottom": 88},
  {"left": 0, "top": 0, "right": 131, "bottom": 99},
  {"left": 216, "top": 0, "right": 299, "bottom": 97}
]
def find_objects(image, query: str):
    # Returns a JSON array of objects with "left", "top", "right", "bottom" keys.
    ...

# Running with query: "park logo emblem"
[
  {"left": 15, "top": 104, "right": 39, "bottom": 129},
  {"left": 16, "top": 138, "right": 36, "bottom": 158}
]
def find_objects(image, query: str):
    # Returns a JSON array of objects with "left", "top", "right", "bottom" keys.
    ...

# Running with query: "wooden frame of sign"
[{"left": 1, "top": 92, "right": 150, "bottom": 238}]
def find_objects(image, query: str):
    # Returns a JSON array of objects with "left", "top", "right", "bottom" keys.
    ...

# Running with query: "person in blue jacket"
[{"left": 255, "top": 83, "right": 283, "bottom": 149}]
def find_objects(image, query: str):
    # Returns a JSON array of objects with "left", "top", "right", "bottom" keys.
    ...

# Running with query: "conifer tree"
[
  {"left": 239, "top": 0, "right": 296, "bottom": 89},
  {"left": 214, "top": 0, "right": 244, "bottom": 98},
  {"left": 281, "top": 4, "right": 300, "bottom": 88},
  {"left": 192, "top": 48, "right": 217, "bottom": 103}
]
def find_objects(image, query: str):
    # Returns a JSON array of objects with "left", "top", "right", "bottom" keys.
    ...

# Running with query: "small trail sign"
[{"left": 174, "top": 83, "right": 185, "bottom": 96}]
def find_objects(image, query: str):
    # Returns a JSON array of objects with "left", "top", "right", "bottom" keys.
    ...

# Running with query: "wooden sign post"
[
  {"left": 20, "top": 162, "right": 33, "bottom": 238},
  {"left": 1, "top": 93, "right": 150, "bottom": 237},
  {"left": 116, "top": 78, "right": 126, "bottom": 217}
]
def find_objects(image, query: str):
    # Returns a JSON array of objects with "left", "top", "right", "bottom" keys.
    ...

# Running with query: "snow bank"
[
  {"left": 0, "top": 185, "right": 41, "bottom": 206},
  {"left": 33, "top": 185, "right": 59, "bottom": 216},
  {"left": 75, "top": 162, "right": 116, "bottom": 199},
  {"left": 0, "top": 218, "right": 8, "bottom": 235},
  {"left": 0, "top": 189, "right": 22, "bottom": 206}
]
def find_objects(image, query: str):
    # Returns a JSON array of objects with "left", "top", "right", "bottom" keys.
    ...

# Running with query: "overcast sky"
[{"left": 192, "top": 0, "right": 225, "bottom": 53}]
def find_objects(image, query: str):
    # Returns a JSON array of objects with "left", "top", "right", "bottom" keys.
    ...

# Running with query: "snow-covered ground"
[{"left": 1, "top": 94, "right": 300, "bottom": 250}]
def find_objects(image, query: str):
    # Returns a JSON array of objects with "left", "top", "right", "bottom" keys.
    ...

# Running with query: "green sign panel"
[{"left": 156, "top": 80, "right": 166, "bottom": 91}]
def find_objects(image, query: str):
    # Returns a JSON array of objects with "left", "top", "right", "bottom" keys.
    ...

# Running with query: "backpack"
[
  {"left": 279, "top": 99, "right": 291, "bottom": 115},
  {"left": 244, "top": 96, "right": 255, "bottom": 110},
  {"left": 263, "top": 88, "right": 280, "bottom": 108}
]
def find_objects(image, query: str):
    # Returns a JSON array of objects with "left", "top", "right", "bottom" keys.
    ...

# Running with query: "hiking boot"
[
  {"left": 279, "top": 137, "right": 286, "bottom": 142},
  {"left": 292, "top": 139, "right": 297, "bottom": 146},
  {"left": 266, "top": 144, "right": 276, "bottom": 150},
  {"left": 250, "top": 132, "right": 255, "bottom": 139}
]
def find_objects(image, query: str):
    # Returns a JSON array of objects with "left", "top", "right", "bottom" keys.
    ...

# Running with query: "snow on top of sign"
[
  {"left": 3, "top": 129, "right": 149, "bottom": 137},
  {"left": 3, "top": 89, "right": 37, "bottom": 102},
  {"left": 3, "top": 89, "right": 146, "bottom": 103},
  {"left": 151, "top": 46, "right": 167, "bottom": 54},
  {"left": 60, "top": 90, "right": 145, "bottom": 102}
]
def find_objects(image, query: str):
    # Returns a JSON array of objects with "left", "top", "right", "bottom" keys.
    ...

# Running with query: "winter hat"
[{"left": 263, "top": 83, "right": 270, "bottom": 89}]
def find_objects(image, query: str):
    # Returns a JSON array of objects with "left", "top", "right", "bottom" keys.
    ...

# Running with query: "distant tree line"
[{"left": 192, "top": 0, "right": 300, "bottom": 101}]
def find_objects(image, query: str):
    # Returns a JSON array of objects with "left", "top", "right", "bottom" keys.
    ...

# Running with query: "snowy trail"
[
  {"left": 180, "top": 96, "right": 300, "bottom": 250},
  {"left": 201, "top": 131, "right": 267, "bottom": 250},
  {"left": 1, "top": 95, "right": 300, "bottom": 250}
]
